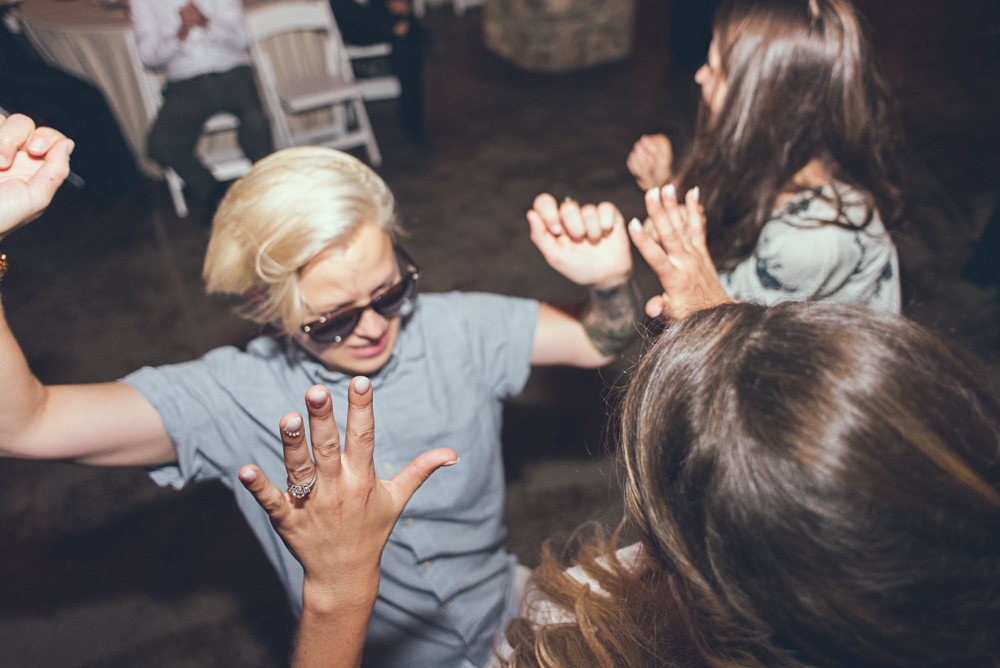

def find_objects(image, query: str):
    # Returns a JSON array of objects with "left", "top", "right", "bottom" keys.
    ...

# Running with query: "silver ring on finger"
[{"left": 287, "top": 470, "right": 317, "bottom": 499}]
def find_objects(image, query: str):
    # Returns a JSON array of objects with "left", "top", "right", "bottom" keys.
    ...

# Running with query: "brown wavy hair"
[
  {"left": 676, "top": 0, "right": 904, "bottom": 270},
  {"left": 503, "top": 302, "right": 1000, "bottom": 667}
]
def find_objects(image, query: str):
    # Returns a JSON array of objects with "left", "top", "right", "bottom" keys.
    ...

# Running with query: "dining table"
[{"left": 18, "top": 0, "right": 332, "bottom": 176}]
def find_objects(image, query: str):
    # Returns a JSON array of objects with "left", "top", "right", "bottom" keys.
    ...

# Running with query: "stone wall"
[{"left": 483, "top": 0, "right": 637, "bottom": 73}]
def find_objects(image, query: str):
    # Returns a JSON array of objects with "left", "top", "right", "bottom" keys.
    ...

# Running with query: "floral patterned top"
[{"left": 719, "top": 182, "right": 900, "bottom": 313}]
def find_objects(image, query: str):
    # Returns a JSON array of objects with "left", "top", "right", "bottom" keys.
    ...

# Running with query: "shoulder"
[{"left": 414, "top": 292, "right": 539, "bottom": 332}]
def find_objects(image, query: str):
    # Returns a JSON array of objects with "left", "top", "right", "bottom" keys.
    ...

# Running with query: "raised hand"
[
  {"left": 626, "top": 134, "right": 673, "bottom": 191},
  {"left": 0, "top": 114, "right": 74, "bottom": 240},
  {"left": 240, "top": 377, "right": 458, "bottom": 624},
  {"left": 628, "top": 184, "right": 734, "bottom": 320},
  {"left": 527, "top": 193, "right": 632, "bottom": 289}
]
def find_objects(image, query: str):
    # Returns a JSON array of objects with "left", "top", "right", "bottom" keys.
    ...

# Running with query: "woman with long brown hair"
[{"left": 628, "top": 0, "right": 903, "bottom": 314}]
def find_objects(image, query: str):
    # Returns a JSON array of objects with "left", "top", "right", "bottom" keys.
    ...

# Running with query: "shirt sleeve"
[
  {"left": 447, "top": 292, "right": 539, "bottom": 399},
  {"left": 130, "top": 0, "right": 183, "bottom": 70},
  {"left": 202, "top": 0, "right": 252, "bottom": 53},
  {"left": 121, "top": 347, "right": 251, "bottom": 490}
]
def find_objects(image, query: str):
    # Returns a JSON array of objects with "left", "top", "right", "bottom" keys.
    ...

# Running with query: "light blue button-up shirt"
[{"left": 124, "top": 292, "right": 539, "bottom": 668}]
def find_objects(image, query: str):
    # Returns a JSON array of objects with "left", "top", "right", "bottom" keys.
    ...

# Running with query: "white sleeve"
[
  {"left": 202, "top": 0, "right": 252, "bottom": 52},
  {"left": 130, "top": 0, "right": 183, "bottom": 70}
]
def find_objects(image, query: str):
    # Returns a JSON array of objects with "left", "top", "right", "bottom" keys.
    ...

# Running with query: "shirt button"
[
  {"left": 404, "top": 517, "right": 413, "bottom": 526},
  {"left": 421, "top": 561, "right": 431, "bottom": 569},
  {"left": 383, "top": 463, "right": 394, "bottom": 474}
]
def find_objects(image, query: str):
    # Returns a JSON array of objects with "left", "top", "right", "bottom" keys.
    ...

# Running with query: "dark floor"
[{"left": 1, "top": 1, "right": 998, "bottom": 666}]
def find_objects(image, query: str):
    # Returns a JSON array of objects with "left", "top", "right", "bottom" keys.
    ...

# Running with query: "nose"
[
  {"left": 352, "top": 306, "right": 388, "bottom": 341},
  {"left": 695, "top": 63, "right": 709, "bottom": 86}
]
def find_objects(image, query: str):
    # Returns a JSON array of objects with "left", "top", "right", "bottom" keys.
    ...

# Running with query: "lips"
[{"left": 347, "top": 329, "right": 390, "bottom": 359}]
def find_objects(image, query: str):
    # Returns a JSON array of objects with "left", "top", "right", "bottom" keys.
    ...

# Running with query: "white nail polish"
[
  {"left": 629, "top": 218, "right": 642, "bottom": 233},
  {"left": 283, "top": 416, "right": 303, "bottom": 438},
  {"left": 442, "top": 458, "right": 460, "bottom": 467},
  {"left": 308, "top": 390, "right": 326, "bottom": 404},
  {"left": 648, "top": 187, "right": 660, "bottom": 203},
  {"left": 692, "top": 186, "right": 700, "bottom": 202},
  {"left": 665, "top": 183, "right": 676, "bottom": 200},
  {"left": 354, "top": 377, "right": 371, "bottom": 394}
]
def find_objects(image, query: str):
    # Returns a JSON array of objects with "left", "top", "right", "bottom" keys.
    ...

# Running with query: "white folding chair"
[
  {"left": 343, "top": 42, "right": 402, "bottom": 102},
  {"left": 246, "top": 1, "right": 382, "bottom": 166},
  {"left": 340, "top": 0, "right": 403, "bottom": 101},
  {"left": 125, "top": 31, "right": 253, "bottom": 218}
]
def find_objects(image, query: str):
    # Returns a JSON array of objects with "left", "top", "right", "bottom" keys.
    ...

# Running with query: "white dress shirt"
[{"left": 130, "top": 0, "right": 252, "bottom": 82}]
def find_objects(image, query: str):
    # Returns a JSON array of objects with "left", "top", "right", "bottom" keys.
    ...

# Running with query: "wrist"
[
  {"left": 302, "top": 570, "right": 380, "bottom": 616},
  {"left": 589, "top": 273, "right": 631, "bottom": 292}
]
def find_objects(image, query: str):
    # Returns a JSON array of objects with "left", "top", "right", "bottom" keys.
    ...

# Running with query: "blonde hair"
[{"left": 203, "top": 147, "right": 399, "bottom": 334}]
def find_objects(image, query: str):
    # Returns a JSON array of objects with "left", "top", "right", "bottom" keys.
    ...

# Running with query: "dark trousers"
[
  {"left": 147, "top": 65, "right": 272, "bottom": 202},
  {"left": 328, "top": 0, "right": 425, "bottom": 138}
]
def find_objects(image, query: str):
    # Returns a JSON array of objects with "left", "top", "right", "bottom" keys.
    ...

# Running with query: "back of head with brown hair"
[
  {"left": 506, "top": 303, "right": 1000, "bottom": 668},
  {"left": 680, "top": 0, "right": 904, "bottom": 270}
]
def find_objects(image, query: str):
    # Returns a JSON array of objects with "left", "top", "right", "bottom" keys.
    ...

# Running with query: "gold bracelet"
[{"left": 0, "top": 254, "right": 7, "bottom": 281}]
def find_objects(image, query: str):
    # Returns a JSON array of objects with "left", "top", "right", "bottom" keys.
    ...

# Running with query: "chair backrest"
[{"left": 245, "top": 1, "right": 353, "bottom": 82}]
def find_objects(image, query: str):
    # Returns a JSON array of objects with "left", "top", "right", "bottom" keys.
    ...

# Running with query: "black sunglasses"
[{"left": 300, "top": 246, "right": 419, "bottom": 345}]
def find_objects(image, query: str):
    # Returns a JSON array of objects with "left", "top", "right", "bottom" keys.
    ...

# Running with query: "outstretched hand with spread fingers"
[
  {"left": 0, "top": 113, "right": 74, "bottom": 239},
  {"left": 628, "top": 184, "right": 734, "bottom": 320},
  {"left": 238, "top": 378, "right": 458, "bottom": 668},
  {"left": 527, "top": 193, "right": 632, "bottom": 289}
]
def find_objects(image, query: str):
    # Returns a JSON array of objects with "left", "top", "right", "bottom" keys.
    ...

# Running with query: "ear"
[{"left": 245, "top": 287, "right": 266, "bottom": 305}]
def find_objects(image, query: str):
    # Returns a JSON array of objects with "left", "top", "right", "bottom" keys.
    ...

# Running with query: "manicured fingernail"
[
  {"left": 691, "top": 186, "right": 700, "bottom": 202},
  {"left": 0, "top": 155, "right": 8, "bottom": 169},
  {"left": 650, "top": 304, "right": 664, "bottom": 317},
  {"left": 283, "top": 416, "right": 303, "bottom": 437},
  {"left": 442, "top": 458, "right": 460, "bottom": 467},
  {"left": 240, "top": 469, "right": 257, "bottom": 482},
  {"left": 354, "top": 377, "right": 371, "bottom": 395},
  {"left": 647, "top": 187, "right": 659, "bottom": 203},
  {"left": 665, "top": 183, "right": 676, "bottom": 200},
  {"left": 308, "top": 390, "right": 327, "bottom": 406},
  {"left": 27, "top": 139, "right": 44, "bottom": 152},
  {"left": 66, "top": 139, "right": 75, "bottom": 154},
  {"left": 628, "top": 218, "right": 642, "bottom": 234}
]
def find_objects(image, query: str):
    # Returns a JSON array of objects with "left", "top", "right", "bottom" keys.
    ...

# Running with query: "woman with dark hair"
[
  {"left": 243, "top": 184, "right": 999, "bottom": 667},
  {"left": 627, "top": 0, "right": 903, "bottom": 313}
]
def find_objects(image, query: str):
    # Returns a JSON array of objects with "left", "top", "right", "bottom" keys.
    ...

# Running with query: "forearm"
[
  {"left": 293, "top": 577, "right": 379, "bottom": 668},
  {"left": 580, "top": 279, "right": 638, "bottom": 357},
  {"left": 0, "top": 295, "right": 175, "bottom": 465},
  {"left": 131, "top": 5, "right": 184, "bottom": 69},
  {"left": 205, "top": 0, "right": 252, "bottom": 52}
]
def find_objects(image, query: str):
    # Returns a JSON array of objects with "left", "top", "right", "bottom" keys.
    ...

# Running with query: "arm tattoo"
[{"left": 582, "top": 280, "right": 638, "bottom": 356}]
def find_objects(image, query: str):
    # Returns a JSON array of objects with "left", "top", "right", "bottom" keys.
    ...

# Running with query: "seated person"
[
  {"left": 627, "top": 0, "right": 903, "bottom": 313},
  {"left": 328, "top": 0, "right": 427, "bottom": 146},
  {"left": 0, "top": 112, "right": 635, "bottom": 668},
  {"left": 130, "top": 0, "right": 273, "bottom": 207},
  {"left": 249, "top": 183, "right": 1000, "bottom": 668}
]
